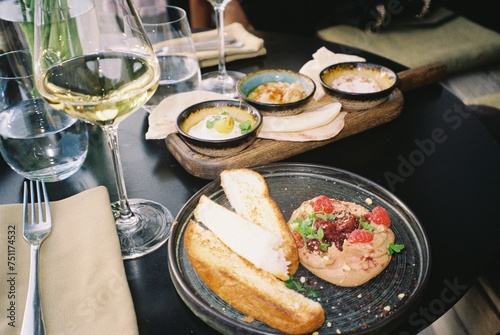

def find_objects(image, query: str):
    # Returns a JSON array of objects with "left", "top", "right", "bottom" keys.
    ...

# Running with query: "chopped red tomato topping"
[
  {"left": 292, "top": 231, "right": 305, "bottom": 249},
  {"left": 348, "top": 229, "right": 374, "bottom": 243},
  {"left": 312, "top": 195, "right": 334, "bottom": 213},
  {"left": 368, "top": 206, "right": 391, "bottom": 227}
]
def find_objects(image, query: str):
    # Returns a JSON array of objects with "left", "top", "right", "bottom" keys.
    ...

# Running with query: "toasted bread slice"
[
  {"left": 184, "top": 220, "right": 325, "bottom": 335},
  {"left": 220, "top": 169, "right": 299, "bottom": 274},
  {"left": 194, "top": 195, "right": 289, "bottom": 280}
]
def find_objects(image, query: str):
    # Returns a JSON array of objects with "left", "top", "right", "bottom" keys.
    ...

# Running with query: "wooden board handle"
[{"left": 397, "top": 62, "right": 447, "bottom": 92}]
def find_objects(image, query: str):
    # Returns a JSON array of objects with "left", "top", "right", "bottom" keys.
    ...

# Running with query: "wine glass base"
[
  {"left": 201, "top": 70, "right": 245, "bottom": 98},
  {"left": 112, "top": 198, "right": 174, "bottom": 260}
]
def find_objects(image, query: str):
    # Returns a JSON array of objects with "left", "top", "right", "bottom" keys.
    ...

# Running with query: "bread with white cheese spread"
[
  {"left": 184, "top": 219, "right": 325, "bottom": 334},
  {"left": 220, "top": 168, "right": 299, "bottom": 274}
]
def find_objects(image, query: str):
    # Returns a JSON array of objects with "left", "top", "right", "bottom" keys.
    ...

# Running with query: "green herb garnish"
[
  {"left": 359, "top": 217, "right": 375, "bottom": 232},
  {"left": 206, "top": 115, "right": 220, "bottom": 129},
  {"left": 387, "top": 242, "right": 405, "bottom": 255},
  {"left": 285, "top": 275, "right": 319, "bottom": 299},
  {"left": 239, "top": 120, "right": 252, "bottom": 134},
  {"left": 291, "top": 213, "right": 331, "bottom": 252},
  {"left": 315, "top": 213, "right": 337, "bottom": 221}
]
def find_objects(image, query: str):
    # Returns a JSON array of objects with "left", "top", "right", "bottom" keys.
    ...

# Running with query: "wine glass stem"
[
  {"left": 214, "top": 4, "right": 228, "bottom": 78},
  {"left": 102, "top": 125, "right": 136, "bottom": 225}
]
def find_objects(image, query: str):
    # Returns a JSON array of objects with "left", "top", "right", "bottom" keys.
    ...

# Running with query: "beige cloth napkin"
[
  {"left": 317, "top": 7, "right": 500, "bottom": 74},
  {"left": 466, "top": 92, "right": 500, "bottom": 109},
  {"left": 193, "top": 22, "right": 267, "bottom": 68},
  {"left": 0, "top": 186, "right": 138, "bottom": 335}
]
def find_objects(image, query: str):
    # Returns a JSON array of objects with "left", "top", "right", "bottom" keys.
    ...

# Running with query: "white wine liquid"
[{"left": 38, "top": 52, "right": 159, "bottom": 126}]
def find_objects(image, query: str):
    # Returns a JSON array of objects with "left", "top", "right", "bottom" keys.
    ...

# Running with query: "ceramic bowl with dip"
[
  {"left": 320, "top": 62, "right": 398, "bottom": 111},
  {"left": 237, "top": 69, "right": 316, "bottom": 116},
  {"left": 177, "top": 100, "right": 262, "bottom": 157}
]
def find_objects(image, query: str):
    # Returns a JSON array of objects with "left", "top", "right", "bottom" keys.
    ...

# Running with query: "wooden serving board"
[{"left": 165, "top": 62, "right": 447, "bottom": 180}]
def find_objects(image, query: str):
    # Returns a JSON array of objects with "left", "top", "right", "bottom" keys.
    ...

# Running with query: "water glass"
[
  {"left": 0, "top": 50, "right": 89, "bottom": 182},
  {"left": 132, "top": 5, "right": 201, "bottom": 107}
]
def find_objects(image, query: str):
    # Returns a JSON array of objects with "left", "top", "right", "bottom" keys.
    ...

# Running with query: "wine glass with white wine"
[
  {"left": 200, "top": 0, "right": 245, "bottom": 97},
  {"left": 33, "top": 0, "right": 173, "bottom": 259}
]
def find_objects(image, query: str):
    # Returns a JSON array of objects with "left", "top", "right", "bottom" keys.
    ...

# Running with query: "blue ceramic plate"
[
  {"left": 168, "top": 163, "right": 430, "bottom": 335},
  {"left": 237, "top": 69, "right": 316, "bottom": 116}
]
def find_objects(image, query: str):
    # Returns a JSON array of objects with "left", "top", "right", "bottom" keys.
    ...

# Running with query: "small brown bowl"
[
  {"left": 176, "top": 100, "right": 262, "bottom": 157},
  {"left": 320, "top": 62, "right": 398, "bottom": 111},
  {"left": 237, "top": 69, "right": 316, "bottom": 116}
]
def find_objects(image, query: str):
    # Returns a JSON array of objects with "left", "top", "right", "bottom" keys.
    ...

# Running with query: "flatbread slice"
[
  {"left": 259, "top": 111, "right": 346, "bottom": 142},
  {"left": 261, "top": 102, "right": 341, "bottom": 133}
]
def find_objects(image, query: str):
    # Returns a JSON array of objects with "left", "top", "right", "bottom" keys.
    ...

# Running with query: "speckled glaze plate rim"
[{"left": 167, "top": 163, "right": 431, "bottom": 335}]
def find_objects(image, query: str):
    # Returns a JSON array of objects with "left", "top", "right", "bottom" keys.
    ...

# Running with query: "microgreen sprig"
[
  {"left": 359, "top": 217, "right": 375, "bottom": 232},
  {"left": 239, "top": 120, "right": 252, "bottom": 134},
  {"left": 206, "top": 111, "right": 230, "bottom": 128},
  {"left": 291, "top": 213, "right": 334, "bottom": 252},
  {"left": 387, "top": 242, "right": 405, "bottom": 255},
  {"left": 206, "top": 115, "right": 220, "bottom": 129},
  {"left": 285, "top": 276, "right": 319, "bottom": 299}
]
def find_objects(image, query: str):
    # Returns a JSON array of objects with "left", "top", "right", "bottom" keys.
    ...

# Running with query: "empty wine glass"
[
  {"left": 200, "top": 0, "right": 244, "bottom": 98},
  {"left": 133, "top": 5, "right": 201, "bottom": 108},
  {"left": 33, "top": 0, "right": 173, "bottom": 259}
]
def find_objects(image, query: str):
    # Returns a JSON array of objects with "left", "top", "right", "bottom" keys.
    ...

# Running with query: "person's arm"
[
  {"left": 189, "top": 0, "right": 213, "bottom": 29},
  {"left": 189, "top": 0, "right": 254, "bottom": 30},
  {"left": 225, "top": 1, "right": 254, "bottom": 30}
]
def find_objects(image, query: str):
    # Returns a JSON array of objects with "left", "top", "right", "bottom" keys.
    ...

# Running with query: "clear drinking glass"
[
  {"left": 133, "top": 5, "right": 201, "bottom": 108},
  {"left": 200, "top": 0, "right": 244, "bottom": 98},
  {"left": 0, "top": 49, "right": 88, "bottom": 182},
  {"left": 33, "top": 0, "right": 173, "bottom": 259}
]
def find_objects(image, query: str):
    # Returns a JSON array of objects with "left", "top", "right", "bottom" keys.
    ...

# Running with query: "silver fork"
[{"left": 21, "top": 180, "right": 52, "bottom": 335}]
